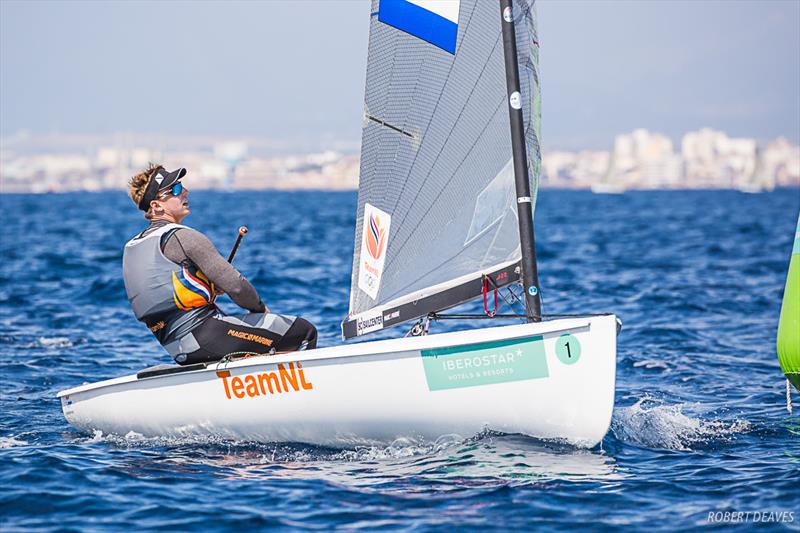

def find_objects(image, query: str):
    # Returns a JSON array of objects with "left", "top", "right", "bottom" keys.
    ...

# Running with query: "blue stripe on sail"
[{"left": 379, "top": 0, "right": 458, "bottom": 54}]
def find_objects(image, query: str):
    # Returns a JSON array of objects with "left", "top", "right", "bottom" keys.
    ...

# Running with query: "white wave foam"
[
  {"left": 612, "top": 396, "right": 751, "bottom": 451},
  {"left": 334, "top": 434, "right": 464, "bottom": 462},
  {"left": 124, "top": 431, "right": 146, "bottom": 441},
  {"left": 0, "top": 436, "right": 28, "bottom": 448},
  {"left": 632, "top": 359, "right": 670, "bottom": 371},
  {"left": 75, "top": 428, "right": 467, "bottom": 458},
  {"left": 83, "top": 431, "right": 229, "bottom": 448},
  {"left": 37, "top": 337, "right": 73, "bottom": 349}
]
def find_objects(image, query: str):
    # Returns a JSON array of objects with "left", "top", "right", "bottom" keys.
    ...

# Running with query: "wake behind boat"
[{"left": 59, "top": 0, "right": 619, "bottom": 448}]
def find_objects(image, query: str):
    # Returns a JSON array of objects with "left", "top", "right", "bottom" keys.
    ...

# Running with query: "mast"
[{"left": 499, "top": 0, "right": 542, "bottom": 322}]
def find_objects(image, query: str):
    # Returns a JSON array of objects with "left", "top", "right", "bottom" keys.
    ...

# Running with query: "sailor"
[{"left": 122, "top": 164, "right": 317, "bottom": 365}]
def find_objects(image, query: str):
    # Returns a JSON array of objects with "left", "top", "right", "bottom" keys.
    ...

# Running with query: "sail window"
[{"left": 464, "top": 157, "right": 516, "bottom": 246}]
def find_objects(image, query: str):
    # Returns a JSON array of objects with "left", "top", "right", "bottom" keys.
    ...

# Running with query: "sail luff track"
[{"left": 501, "top": 0, "right": 542, "bottom": 321}]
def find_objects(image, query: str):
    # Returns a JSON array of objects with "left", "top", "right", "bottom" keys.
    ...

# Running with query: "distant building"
[
  {"left": 1, "top": 131, "right": 797, "bottom": 193},
  {"left": 612, "top": 129, "right": 681, "bottom": 188},
  {"left": 681, "top": 128, "right": 757, "bottom": 188}
]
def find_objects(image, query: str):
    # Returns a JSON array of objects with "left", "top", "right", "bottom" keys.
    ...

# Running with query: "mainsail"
[{"left": 344, "top": 0, "right": 542, "bottom": 339}]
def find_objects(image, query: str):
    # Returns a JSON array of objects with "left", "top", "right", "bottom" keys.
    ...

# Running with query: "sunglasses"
[{"left": 158, "top": 182, "right": 184, "bottom": 198}]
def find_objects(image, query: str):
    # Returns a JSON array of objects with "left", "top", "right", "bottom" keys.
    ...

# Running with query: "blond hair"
[{"left": 128, "top": 163, "right": 164, "bottom": 219}]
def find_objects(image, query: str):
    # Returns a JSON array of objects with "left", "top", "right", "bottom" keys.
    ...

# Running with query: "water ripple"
[{"left": 1, "top": 190, "right": 799, "bottom": 530}]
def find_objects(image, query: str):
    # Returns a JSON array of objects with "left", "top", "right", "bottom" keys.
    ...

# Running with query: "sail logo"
[
  {"left": 366, "top": 213, "right": 388, "bottom": 260},
  {"left": 358, "top": 203, "right": 391, "bottom": 299},
  {"left": 379, "top": 0, "right": 461, "bottom": 55}
]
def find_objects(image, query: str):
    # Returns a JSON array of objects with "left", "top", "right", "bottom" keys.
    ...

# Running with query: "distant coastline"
[{"left": 2, "top": 128, "right": 798, "bottom": 194}]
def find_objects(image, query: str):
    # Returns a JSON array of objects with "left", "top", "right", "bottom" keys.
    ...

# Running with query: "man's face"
[{"left": 153, "top": 183, "right": 190, "bottom": 222}]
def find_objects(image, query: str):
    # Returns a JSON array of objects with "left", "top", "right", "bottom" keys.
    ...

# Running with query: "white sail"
[{"left": 346, "top": 0, "right": 541, "bottom": 338}]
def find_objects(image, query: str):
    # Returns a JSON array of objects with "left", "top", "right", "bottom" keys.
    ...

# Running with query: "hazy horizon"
[{"left": 1, "top": 0, "right": 798, "bottom": 151}]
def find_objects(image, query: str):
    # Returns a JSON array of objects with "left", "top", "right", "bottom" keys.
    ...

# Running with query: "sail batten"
[{"left": 346, "top": 0, "right": 541, "bottom": 339}]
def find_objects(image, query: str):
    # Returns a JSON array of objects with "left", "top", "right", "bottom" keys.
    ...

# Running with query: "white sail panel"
[{"left": 348, "top": 0, "right": 541, "bottom": 334}]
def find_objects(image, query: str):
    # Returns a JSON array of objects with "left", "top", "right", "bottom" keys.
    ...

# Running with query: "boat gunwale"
[{"left": 57, "top": 316, "right": 601, "bottom": 398}]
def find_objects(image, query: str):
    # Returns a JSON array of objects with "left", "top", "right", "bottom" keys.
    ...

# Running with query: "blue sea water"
[{"left": 1, "top": 189, "right": 799, "bottom": 531}]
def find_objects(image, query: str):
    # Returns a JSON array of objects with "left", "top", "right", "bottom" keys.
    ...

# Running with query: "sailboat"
[
  {"left": 58, "top": 0, "right": 618, "bottom": 448},
  {"left": 778, "top": 212, "right": 800, "bottom": 412}
]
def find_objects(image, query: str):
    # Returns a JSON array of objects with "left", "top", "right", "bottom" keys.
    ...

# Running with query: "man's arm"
[{"left": 163, "top": 228, "right": 267, "bottom": 313}]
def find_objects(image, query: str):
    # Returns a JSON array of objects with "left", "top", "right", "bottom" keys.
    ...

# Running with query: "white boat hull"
[
  {"left": 58, "top": 315, "right": 617, "bottom": 448},
  {"left": 591, "top": 183, "right": 627, "bottom": 194}
]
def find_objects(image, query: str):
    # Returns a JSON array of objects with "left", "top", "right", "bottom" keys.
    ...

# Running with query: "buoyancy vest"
[{"left": 122, "top": 223, "right": 217, "bottom": 347}]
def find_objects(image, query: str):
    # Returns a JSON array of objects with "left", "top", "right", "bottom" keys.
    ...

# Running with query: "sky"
[{"left": 1, "top": 0, "right": 798, "bottom": 150}]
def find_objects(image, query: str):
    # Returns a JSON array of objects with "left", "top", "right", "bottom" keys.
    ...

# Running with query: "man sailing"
[{"left": 122, "top": 164, "right": 317, "bottom": 365}]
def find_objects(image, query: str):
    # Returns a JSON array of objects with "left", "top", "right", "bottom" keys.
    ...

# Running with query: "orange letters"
[{"left": 218, "top": 362, "right": 314, "bottom": 400}]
